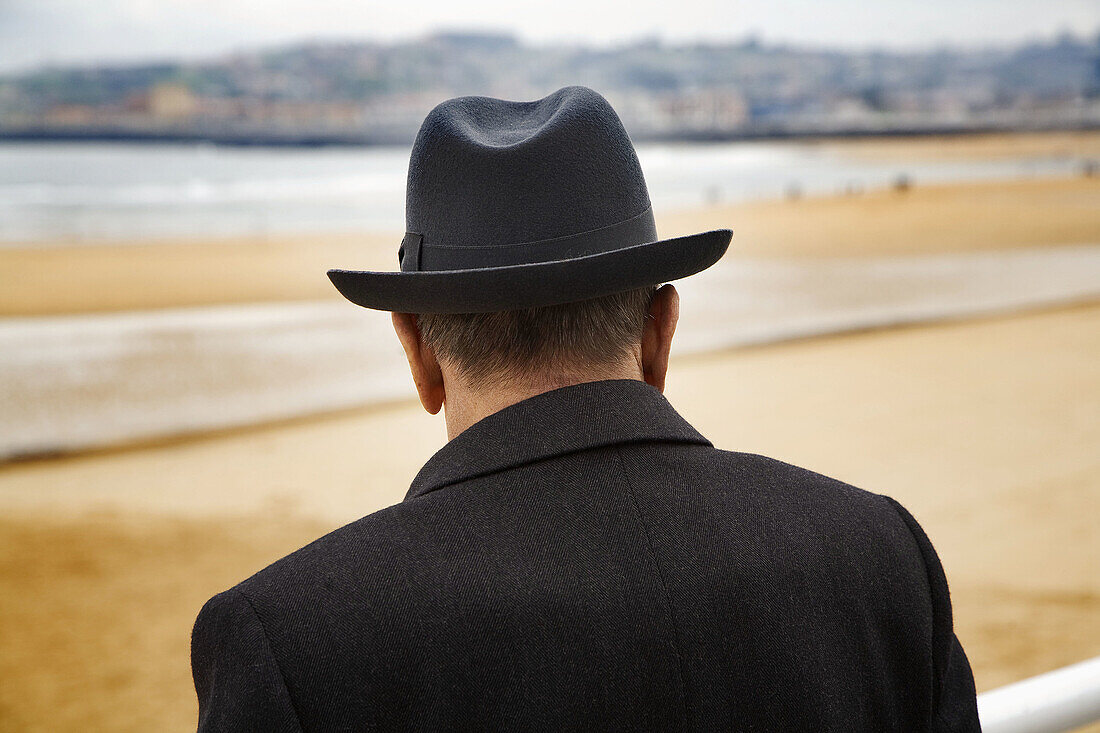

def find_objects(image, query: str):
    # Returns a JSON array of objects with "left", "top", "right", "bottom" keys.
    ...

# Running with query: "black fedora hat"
[{"left": 327, "top": 86, "right": 731, "bottom": 314}]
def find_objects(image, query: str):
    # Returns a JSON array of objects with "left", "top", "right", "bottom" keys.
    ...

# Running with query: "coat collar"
[{"left": 404, "top": 378, "right": 712, "bottom": 501}]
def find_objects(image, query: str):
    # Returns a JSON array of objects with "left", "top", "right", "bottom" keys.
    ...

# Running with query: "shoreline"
[
  {"left": 1, "top": 297, "right": 1094, "bottom": 471},
  {"left": 2, "top": 176, "right": 1098, "bottom": 316}
]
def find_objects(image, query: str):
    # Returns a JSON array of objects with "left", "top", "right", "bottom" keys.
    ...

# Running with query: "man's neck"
[{"left": 442, "top": 365, "right": 644, "bottom": 441}]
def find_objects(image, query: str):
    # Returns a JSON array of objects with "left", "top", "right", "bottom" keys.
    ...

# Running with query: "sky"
[{"left": 0, "top": 0, "right": 1097, "bottom": 72}]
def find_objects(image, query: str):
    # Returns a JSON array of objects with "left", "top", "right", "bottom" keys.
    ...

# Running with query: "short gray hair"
[{"left": 418, "top": 286, "right": 657, "bottom": 387}]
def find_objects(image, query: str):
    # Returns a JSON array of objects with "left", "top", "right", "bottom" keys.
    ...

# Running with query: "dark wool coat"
[{"left": 191, "top": 378, "right": 980, "bottom": 731}]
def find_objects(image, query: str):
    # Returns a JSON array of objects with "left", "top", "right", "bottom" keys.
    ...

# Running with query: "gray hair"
[{"left": 418, "top": 286, "right": 657, "bottom": 387}]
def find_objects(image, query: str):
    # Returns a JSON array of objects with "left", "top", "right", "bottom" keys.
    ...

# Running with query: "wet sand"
[{"left": 4, "top": 245, "right": 1096, "bottom": 459}]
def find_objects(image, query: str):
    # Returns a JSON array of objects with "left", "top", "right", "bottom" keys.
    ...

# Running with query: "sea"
[{"left": 0, "top": 140, "right": 1089, "bottom": 243}]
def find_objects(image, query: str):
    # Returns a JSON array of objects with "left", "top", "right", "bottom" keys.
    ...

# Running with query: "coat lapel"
[{"left": 404, "top": 378, "right": 712, "bottom": 500}]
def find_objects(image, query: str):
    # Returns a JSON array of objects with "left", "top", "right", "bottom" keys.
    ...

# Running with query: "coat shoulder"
[
  {"left": 678, "top": 444, "right": 898, "bottom": 513},
  {"left": 226, "top": 498, "right": 435, "bottom": 606},
  {"left": 631, "top": 444, "right": 927, "bottom": 570}
]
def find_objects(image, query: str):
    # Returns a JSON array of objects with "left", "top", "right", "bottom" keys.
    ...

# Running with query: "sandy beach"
[
  {"left": 817, "top": 130, "right": 1100, "bottom": 162},
  {"left": 2, "top": 302, "right": 1097, "bottom": 731},
  {"left": 3, "top": 176, "right": 1098, "bottom": 316},
  {"left": 1, "top": 148, "right": 1098, "bottom": 730}
]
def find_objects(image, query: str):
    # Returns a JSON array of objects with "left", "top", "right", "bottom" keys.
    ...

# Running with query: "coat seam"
[
  {"left": 234, "top": 587, "right": 307, "bottom": 732},
  {"left": 613, "top": 445, "right": 691, "bottom": 728},
  {"left": 879, "top": 494, "right": 942, "bottom": 728}
]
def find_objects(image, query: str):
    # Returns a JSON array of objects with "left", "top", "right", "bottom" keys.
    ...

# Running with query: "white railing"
[{"left": 978, "top": 655, "right": 1100, "bottom": 733}]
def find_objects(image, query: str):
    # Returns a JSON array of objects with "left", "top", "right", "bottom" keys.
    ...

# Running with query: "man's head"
[
  {"left": 326, "top": 87, "right": 725, "bottom": 437},
  {"left": 391, "top": 283, "right": 680, "bottom": 433}
]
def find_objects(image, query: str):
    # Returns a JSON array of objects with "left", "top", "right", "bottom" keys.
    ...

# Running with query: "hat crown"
[
  {"left": 404, "top": 86, "right": 654, "bottom": 268},
  {"left": 326, "top": 84, "right": 730, "bottom": 313}
]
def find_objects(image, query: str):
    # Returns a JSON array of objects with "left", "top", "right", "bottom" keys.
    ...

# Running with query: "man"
[{"left": 191, "top": 86, "right": 980, "bottom": 731}]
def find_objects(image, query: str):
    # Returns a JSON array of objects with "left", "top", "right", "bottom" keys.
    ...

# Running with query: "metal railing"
[{"left": 978, "top": 655, "right": 1100, "bottom": 733}]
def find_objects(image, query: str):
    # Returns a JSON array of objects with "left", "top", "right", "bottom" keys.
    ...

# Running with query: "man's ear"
[
  {"left": 391, "top": 312, "right": 445, "bottom": 415},
  {"left": 640, "top": 284, "right": 679, "bottom": 393}
]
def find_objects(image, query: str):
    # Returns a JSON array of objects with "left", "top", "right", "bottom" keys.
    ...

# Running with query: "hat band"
[{"left": 400, "top": 206, "right": 658, "bottom": 272}]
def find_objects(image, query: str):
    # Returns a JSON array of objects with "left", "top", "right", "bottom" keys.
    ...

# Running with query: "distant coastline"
[
  {"left": 4, "top": 122, "right": 1099, "bottom": 147},
  {"left": 6, "top": 31, "right": 1096, "bottom": 149}
]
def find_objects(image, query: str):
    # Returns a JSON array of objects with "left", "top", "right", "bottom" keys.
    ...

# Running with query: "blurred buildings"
[{"left": 1, "top": 30, "right": 1098, "bottom": 144}]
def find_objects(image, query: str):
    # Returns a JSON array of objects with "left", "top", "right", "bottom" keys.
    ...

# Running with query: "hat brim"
[{"left": 327, "top": 229, "right": 732, "bottom": 314}]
